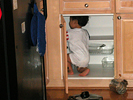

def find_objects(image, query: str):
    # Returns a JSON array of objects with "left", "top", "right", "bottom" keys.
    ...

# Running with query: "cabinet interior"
[{"left": 63, "top": 14, "right": 114, "bottom": 79}]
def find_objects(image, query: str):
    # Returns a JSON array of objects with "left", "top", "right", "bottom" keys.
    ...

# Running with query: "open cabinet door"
[{"left": 60, "top": 15, "right": 68, "bottom": 94}]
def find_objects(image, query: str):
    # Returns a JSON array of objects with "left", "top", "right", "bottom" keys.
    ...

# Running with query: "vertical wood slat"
[{"left": 61, "top": 15, "right": 68, "bottom": 94}]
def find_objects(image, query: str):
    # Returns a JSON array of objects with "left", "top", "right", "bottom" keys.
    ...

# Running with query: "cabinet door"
[
  {"left": 116, "top": 0, "right": 133, "bottom": 13},
  {"left": 60, "top": 15, "right": 68, "bottom": 94},
  {"left": 116, "top": 14, "right": 133, "bottom": 79},
  {"left": 60, "top": 0, "right": 114, "bottom": 14}
]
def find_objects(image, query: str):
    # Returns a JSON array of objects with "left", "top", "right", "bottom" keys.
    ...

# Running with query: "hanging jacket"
[{"left": 31, "top": 3, "right": 46, "bottom": 56}]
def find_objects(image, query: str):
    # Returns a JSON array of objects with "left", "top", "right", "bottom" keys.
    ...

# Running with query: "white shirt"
[{"left": 67, "top": 28, "right": 90, "bottom": 67}]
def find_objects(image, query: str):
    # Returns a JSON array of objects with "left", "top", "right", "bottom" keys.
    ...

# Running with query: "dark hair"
[{"left": 70, "top": 16, "right": 89, "bottom": 27}]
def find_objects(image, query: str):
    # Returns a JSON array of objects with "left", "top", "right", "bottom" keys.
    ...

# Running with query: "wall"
[{"left": 64, "top": 15, "right": 114, "bottom": 36}]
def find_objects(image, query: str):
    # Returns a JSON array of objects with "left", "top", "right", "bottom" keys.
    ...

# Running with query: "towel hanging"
[{"left": 30, "top": 3, "right": 46, "bottom": 56}]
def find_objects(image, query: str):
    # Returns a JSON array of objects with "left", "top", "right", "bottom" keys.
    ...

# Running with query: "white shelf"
[
  {"left": 85, "top": 27, "right": 113, "bottom": 37},
  {"left": 90, "top": 35, "right": 114, "bottom": 40},
  {"left": 68, "top": 64, "right": 114, "bottom": 79}
]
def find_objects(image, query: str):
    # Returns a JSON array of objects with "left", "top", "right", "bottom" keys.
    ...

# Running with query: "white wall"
[{"left": 64, "top": 15, "right": 114, "bottom": 36}]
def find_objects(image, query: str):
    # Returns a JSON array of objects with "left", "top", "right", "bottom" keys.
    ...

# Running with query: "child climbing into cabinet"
[{"left": 67, "top": 16, "right": 90, "bottom": 77}]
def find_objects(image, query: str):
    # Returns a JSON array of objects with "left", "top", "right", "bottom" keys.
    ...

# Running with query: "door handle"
[
  {"left": 84, "top": 3, "right": 89, "bottom": 8},
  {"left": 59, "top": 24, "right": 64, "bottom": 28},
  {"left": 117, "top": 16, "right": 121, "bottom": 20}
]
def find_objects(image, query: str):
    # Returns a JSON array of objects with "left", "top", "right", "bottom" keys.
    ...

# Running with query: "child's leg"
[
  {"left": 77, "top": 67, "right": 90, "bottom": 77},
  {"left": 67, "top": 54, "right": 74, "bottom": 75}
]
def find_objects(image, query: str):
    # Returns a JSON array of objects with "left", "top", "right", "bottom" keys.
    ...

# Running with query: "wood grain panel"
[
  {"left": 122, "top": 20, "right": 133, "bottom": 73},
  {"left": 60, "top": 0, "right": 114, "bottom": 14},
  {"left": 64, "top": 2, "right": 110, "bottom": 9},
  {"left": 116, "top": 14, "right": 133, "bottom": 79},
  {"left": 116, "top": 0, "right": 133, "bottom": 13},
  {"left": 46, "top": 0, "right": 62, "bottom": 79}
]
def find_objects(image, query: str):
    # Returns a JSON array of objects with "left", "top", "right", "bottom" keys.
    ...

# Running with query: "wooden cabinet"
[
  {"left": 116, "top": 0, "right": 133, "bottom": 79},
  {"left": 60, "top": 0, "right": 115, "bottom": 14},
  {"left": 46, "top": 0, "right": 133, "bottom": 93},
  {"left": 116, "top": 0, "right": 133, "bottom": 13},
  {"left": 116, "top": 14, "right": 133, "bottom": 79}
]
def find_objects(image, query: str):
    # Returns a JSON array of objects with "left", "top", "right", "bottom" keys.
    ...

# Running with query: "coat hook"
[{"left": 30, "top": 0, "right": 36, "bottom": 8}]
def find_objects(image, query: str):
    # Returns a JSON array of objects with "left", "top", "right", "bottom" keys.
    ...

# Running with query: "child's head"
[{"left": 69, "top": 16, "right": 89, "bottom": 29}]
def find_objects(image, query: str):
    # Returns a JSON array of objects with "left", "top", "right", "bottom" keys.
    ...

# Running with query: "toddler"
[{"left": 67, "top": 16, "right": 90, "bottom": 77}]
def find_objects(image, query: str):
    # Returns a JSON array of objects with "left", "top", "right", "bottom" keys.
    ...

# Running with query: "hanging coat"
[{"left": 31, "top": 3, "right": 46, "bottom": 56}]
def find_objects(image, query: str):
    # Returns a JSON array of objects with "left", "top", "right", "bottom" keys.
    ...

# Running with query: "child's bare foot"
[
  {"left": 68, "top": 67, "right": 74, "bottom": 75},
  {"left": 67, "top": 54, "right": 74, "bottom": 75},
  {"left": 78, "top": 68, "right": 90, "bottom": 77},
  {"left": 68, "top": 70, "right": 74, "bottom": 75}
]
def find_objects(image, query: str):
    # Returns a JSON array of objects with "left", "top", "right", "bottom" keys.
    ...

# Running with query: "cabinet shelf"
[
  {"left": 89, "top": 53, "right": 113, "bottom": 56},
  {"left": 68, "top": 64, "right": 114, "bottom": 79},
  {"left": 90, "top": 35, "right": 114, "bottom": 40},
  {"left": 85, "top": 27, "right": 114, "bottom": 40}
]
